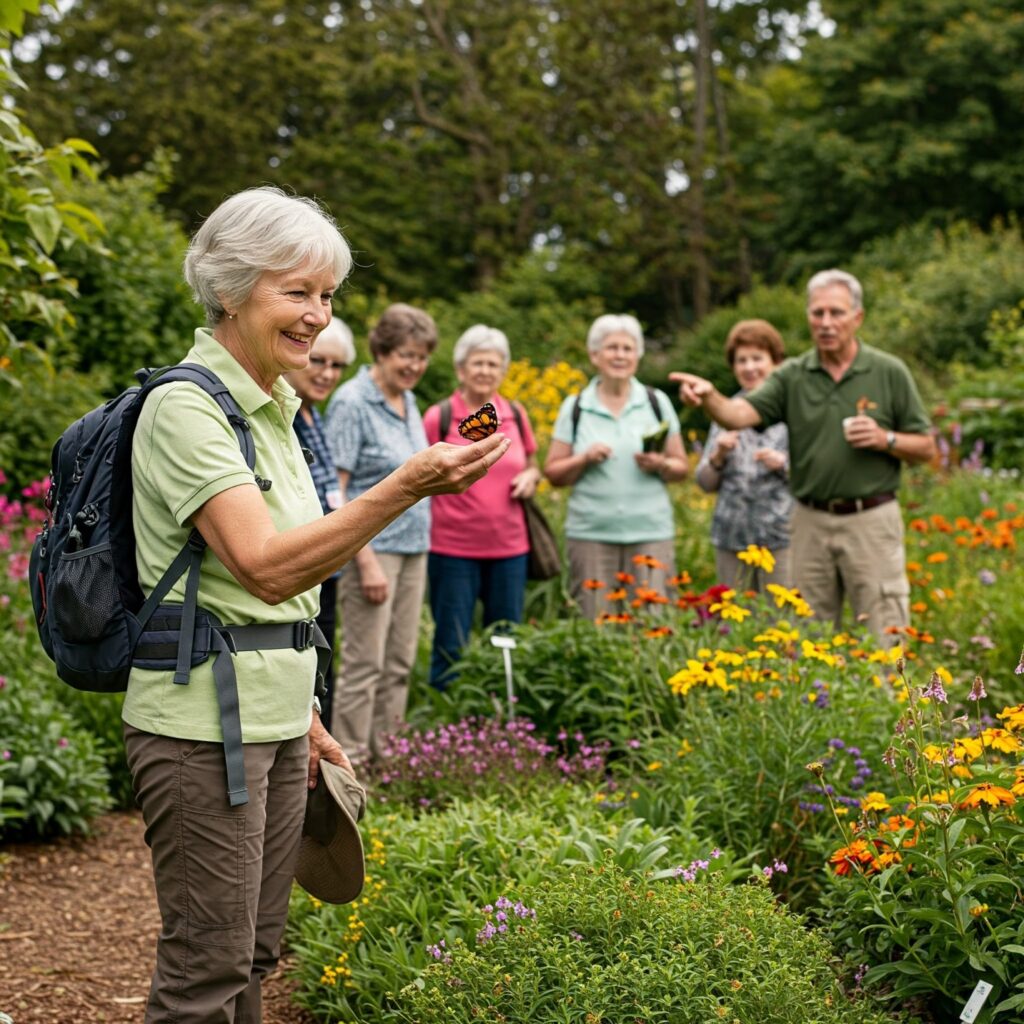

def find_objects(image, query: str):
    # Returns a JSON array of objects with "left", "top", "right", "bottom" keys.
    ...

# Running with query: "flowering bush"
[
  {"left": 396, "top": 859, "right": 896, "bottom": 1024},
  {"left": 367, "top": 715, "right": 609, "bottom": 810},
  {"left": 287, "top": 789, "right": 707, "bottom": 1023},
  {"left": 500, "top": 357, "right": 588, "bottom": 454},
  {"left": 819, "top": 656, "right": 1024, "bottom": 1021}
]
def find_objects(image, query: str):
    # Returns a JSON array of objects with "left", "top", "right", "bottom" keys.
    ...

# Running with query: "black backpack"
[
  {"left": 29, "top": 364, "right": 330, "bottom": 807},
  {"left": 29, "top": 364, "right": 256, "bottom": 693}
]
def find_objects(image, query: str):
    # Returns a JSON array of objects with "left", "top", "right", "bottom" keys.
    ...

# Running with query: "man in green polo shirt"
[{"left": 671, "top": 269, "right": 935, "bottom": 641}]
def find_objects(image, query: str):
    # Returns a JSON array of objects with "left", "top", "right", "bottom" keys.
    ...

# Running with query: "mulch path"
[{"left": 0, "top": 811, "right": 315, "bottom": 1023}]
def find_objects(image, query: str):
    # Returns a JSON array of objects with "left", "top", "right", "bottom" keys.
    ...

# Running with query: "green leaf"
[{"left": 24, "top": 204, "right": 62, "bottom": 254}]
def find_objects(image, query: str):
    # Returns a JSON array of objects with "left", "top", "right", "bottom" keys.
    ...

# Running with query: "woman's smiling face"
[{"left": 231, "top": 257, "right": 337, "bottom": 387}]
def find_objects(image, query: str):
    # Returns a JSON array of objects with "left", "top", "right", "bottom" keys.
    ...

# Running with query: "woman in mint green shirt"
[
  {"left": 545, "top": 314, "right": 688, "bottom": 620},
  {"left": 124, "top": 186, "right": 509, "bottom": 1024}
]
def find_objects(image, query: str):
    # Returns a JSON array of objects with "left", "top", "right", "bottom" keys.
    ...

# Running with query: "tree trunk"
[{"left": 689, "top": 0, "right": 711, "bottom": 320}]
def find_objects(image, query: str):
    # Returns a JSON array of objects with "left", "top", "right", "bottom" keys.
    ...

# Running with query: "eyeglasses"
[
  {"left": 309, "top": 356, "right": 349, "bottom": 371},
  {"left": 393, "top": 349, "right": 430, "bottom": 365}
]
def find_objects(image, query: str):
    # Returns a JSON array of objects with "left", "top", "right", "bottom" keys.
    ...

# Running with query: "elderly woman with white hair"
[
  {"left": 122, "top": 186, "right": 508, "bottom": 1023},
  {"left": 422, "top": 323, "right": 542, "bottom": 688},
  {"left": 545, "top": 314, "right": 687, "bottom": 619},
  {"left": 283, "top": 315, "right": 356, "bottom": 730}
]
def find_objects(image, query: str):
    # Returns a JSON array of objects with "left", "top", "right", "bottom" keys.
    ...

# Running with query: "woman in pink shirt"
[{"left": 423, "top": 325, "right": 542, "bottom": 688}]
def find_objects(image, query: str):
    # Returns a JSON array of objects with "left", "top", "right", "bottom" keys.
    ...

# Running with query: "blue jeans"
[{"left": 428, "top": 552, "right": 528, "bottom": 689}]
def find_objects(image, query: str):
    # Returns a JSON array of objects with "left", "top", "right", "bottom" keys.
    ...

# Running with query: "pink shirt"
[{"left": 423, "top": 392, "right": 538, "bottom": 559}]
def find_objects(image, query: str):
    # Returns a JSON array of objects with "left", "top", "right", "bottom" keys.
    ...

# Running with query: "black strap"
[{"left": 571, "top": 386, "right": 662, "bottom": 443}]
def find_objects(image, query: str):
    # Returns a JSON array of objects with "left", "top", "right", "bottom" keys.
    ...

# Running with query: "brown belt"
[{"left": 801, "top": 491, "right": 897, "bottom": 516}]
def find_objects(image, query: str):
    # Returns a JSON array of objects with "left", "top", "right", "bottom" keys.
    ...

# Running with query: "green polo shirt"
[
  {"left": 552, "top": 377, "right": 681, "bottom": 544},
  {"left": 744, "top": 341, "right": 931, "bottom": 503},
  {"left": 122, "top": 329, "right": 323, "bottom": 744}
]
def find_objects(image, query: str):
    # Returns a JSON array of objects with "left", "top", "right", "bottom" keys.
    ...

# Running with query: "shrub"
[
  {"left": 0, "top": 671, "right": 111, "bottom": 838},
  {"left": 367, "top": 715, "right": 609, "bottom": 811},
  {"left": 287, "top": 790, "right": 707, "bottom": 1022},
  {"left": 819, "top": 659, "right": 1024, "bottom": 1022},
  {"left": 397, "top": 860, "right": 897, "bottom": 1024}
]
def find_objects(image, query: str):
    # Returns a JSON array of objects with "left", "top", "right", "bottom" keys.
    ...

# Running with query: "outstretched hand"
[
  {"left": 669, "top": 371, "right": 714, "bottom": 407},
  {"left": 400, "top": 433, "right": 511, "bottom": 499}
]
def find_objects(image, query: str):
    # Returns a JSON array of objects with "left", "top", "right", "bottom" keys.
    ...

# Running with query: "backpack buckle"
[{"left": 293, "top": 619, "right": 316, "bottom": 650}]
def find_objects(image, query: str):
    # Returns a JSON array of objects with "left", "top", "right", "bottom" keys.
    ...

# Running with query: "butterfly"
[{"left": 457, "top": 402, "right": 499, "bottom": 442}]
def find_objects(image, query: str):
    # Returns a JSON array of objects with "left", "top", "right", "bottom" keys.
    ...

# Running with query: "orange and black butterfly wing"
[{"left": 457, "top": 402, "right": 499, "bottom": 442}]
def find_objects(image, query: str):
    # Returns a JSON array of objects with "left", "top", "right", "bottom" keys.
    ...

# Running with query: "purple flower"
[
  {"left": 882, "top": 747, "right": 897, "bottom": 768},
  {"left": 978, "top": 569, "right": 997, "bottom": 586},
  {"left": 827, "top": 738, "right": 845, "bottom": 750},
  {"left": 57, "top": 737, "right": 69, "bottom": 749},
  {"left": 922, "top": 672, "right": 948, "bottom": 704},
  {"left": 0, "top": 675, "right": 6, "bottom": 690},
  {"left": 1015, "top": 647, "right": 1024, "bottom": 676},
  {"left": 1, "top": 750, "right": 11, "bottom": 761},
  {"left": 968, "top": 676, "right": 987, "bottom": 701}
]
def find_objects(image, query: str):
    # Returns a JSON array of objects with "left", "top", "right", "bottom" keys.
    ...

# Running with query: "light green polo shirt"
[
  {"left": 744, "top": 341, "right": 931, "bottom": 503},
  {"left": 122, "top": 329, "right": 323, "bottom": 744},
  {"left": 552, "top": 377, "right": 681, "bottom": 544}
]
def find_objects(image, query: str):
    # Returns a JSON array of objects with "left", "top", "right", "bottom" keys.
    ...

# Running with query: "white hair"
[
  {"left": 453, "top": 324, "right": 511, "bottom": 369},
  {"left": 184, "top": 186, "right": 352, "bottom": 325},
  {"left": 807, "top": 269, "right": 863, "bottom": 312},
  {"left": 586, "top": 314, "right": 645, "bottom": 358},
  {"left": 316, "top": 316, "right": 357, "bottom": 365}
]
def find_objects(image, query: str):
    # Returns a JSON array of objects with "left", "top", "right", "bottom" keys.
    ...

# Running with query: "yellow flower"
[
  {"left": 981, "top": 728, "right": 1021, "bottom": 754},
  {"left": 765, "top": 584, "right": 814, "bottom": 617},
  {"left": 970, "top": 903, "right": 989, "bottom": 917},
  {"left": 861, "top": 792, "right": 891, "bottom": 813},
  {"left": 677, "top": 739, "right": 693, "bottom": 757},
  {"left": 997, "top": 705, "right": 1024, "bottom": 732},
  {"left": 736, "top": 544, "right": 776, "bottom": 573},
  {"left": 959, "top": 783, "right": 1016, "bottom": 810},
  {"left": 935, "top": 666, "right": 953, "bottom": 685},
  {"left": 801, "top": 639, "right": 837, "bottom": 667},
  {"left": 953, "top": 736, "right": 983, "bottom": 762},
  {"left": 667, "top": 659, "right": 732, "bottom": 696},
  {"left": 922, "top": 744, "right": 948, "bottom": 764},
  {"left": 646, "top": 761, "right": 663, "bottom": 772}
]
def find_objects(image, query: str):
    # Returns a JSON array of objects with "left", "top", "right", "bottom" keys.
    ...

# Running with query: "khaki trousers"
[
  {"left": 567, "top": 538, "right": 676, "bottom": 621},
  {"left": 124, "top": 725, "right": 308, "bottom": 1024},
  {"left": 714, "top": 546, "right": 791, "bottom": 594},
  {"left": 789, "top": 499, "right": 909, "bottom": 644},
  {"left": 332, "top": 551, "right": 427, "bottom": 760}
]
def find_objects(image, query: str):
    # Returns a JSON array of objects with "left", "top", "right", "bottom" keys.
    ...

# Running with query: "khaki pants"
[
  {"left": 567, "top": 538, "right": 676, "bottom": 621},
  {"left": 124, "top": 725, "right": 308, "bottom": 1024},
  {"left": 332, "top": 551, "right": 427, "bottom": 760},
  {"left": 714, "top": 546, "right": 791, "bottom": 594},
  {"left": 789, "top": 500, "right": 909, "bottom": 644}
]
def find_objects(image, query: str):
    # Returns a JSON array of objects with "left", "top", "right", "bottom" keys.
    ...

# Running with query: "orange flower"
[
  {"left": 668, "top": 572, "right": 692, "bottom": 587},
  {"left": 632, "top": 586, "right": 669, "bottom": 605},
  {"left": 829, "top": 840, "right": 877, "bottom": 876},
  {"left": 909, "top": 519, "right": 929, "bottom": 533},
  {"left": 925, "top": 552, "right": 948, "bottom": 564},
  {"left": 615, "top": 572, "right": 636, "bottom": 585},
  {"left": 582, "top": 579, "right": 606, "bottom": 590},
  {"left": 605, "top": 588, "right": 628, "bottom": 601},
  {"left": 911, "top": 601, "right": 928, "bottom": 613},
  {"left": 632, "top": 554, "right": 667, "bottom": 570},
  {"left": 906, "top": 560, "right": 922, "bottom": 572},
  {"left": 595, "top": 612, "right": 634, "bottom": 625},
  {"left": 958, "top": 783, "right": 1017, "bottom": 810},
  {"left": 981, "top": 508, "right": 999, "bottom": 520},
  {"left": 643, "top": 626, "right": 673, "bottom": 639}
]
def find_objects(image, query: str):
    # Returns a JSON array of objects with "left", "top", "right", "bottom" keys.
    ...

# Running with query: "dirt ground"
[{"left": 0, "top": 811, "right": 315, "bottom": 1024}]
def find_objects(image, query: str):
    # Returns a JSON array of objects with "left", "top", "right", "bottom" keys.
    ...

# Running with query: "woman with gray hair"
[
  {"left": 283, "top": 315, "right": 356, "bottom": 730},
  {"left": 422, "top": 323, "right": 542, "bottom": 688},
  {"left": 123, "top": 187, "right": 508, "bottom": 1023},
  {"left": 545, "top": 314, "right": 688, "bottom": 619}
]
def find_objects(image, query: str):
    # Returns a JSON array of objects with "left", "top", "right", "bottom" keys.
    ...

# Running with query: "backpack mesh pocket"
[{"left": 50, "top": 542, "right": 121, "bottom": 643}]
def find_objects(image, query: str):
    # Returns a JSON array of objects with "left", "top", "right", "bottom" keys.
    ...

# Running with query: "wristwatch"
[{"left": 885, "top": 431, "right": 897, "bottom": 451}]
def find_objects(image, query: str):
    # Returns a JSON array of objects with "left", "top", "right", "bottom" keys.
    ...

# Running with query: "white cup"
[{"left": 842, "top": 416, "right": 857, "bottom": 441}]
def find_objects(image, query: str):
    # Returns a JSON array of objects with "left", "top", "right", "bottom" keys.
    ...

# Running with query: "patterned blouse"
[{"left": 695, "top": 396, "right": 793, "bottom": 552}]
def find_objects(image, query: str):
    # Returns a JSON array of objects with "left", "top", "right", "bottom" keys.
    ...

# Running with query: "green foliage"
[
  {"left": 0, "top": 2, "right": 103, "bottom": 378},
  {"left": 0, "top": 670, "right": 112, "bottom": 839},
  {"left": 0, "top": 357, "right": 110, "bottom": 490},
  {"left": 755, "top": 0, "right": 1024, "bottom": 277},
  {"left": 287, "top": 790, "right": 707, "bottom": 1022},
  {"left": 397, "top": 862, "right": 896, "bottom": 1024},
  {"left": 54, "top": 151, "right": 198, "bottom": 383},
  {"left": 819, "top": 664, "right": 1024, "bottom": 1022}
]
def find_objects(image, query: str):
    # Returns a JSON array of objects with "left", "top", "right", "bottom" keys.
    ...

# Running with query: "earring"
[{"left": 226, "top": 311, "right": 236, "bottom": 320}]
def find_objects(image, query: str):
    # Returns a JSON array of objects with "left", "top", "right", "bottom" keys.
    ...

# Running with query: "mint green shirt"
[
  {"left": 552, "top": 377, "right": 681, "bottom": 544},
  {"left": 122, "top": 329, "right": 323, "bottom": 743},
  {"left": 744, "top": 341, "right": 931, "bottom": 503}
]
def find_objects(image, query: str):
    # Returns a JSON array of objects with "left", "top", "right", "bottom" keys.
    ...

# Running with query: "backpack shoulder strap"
[
  {"left": 510, "top": 400, "right": 525, "bottom": 439},
  {"left": 646, "top": 385, "right": 662, "bottom": 422},
  {"left": 146, "top": 364, "right": 256, "bottom": 472},
  {"left": 570, "top": 393, "right": 582, "bottom": 444},
  {"left": 439, "top": 398, "right": 452, "bottom": 440}
]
